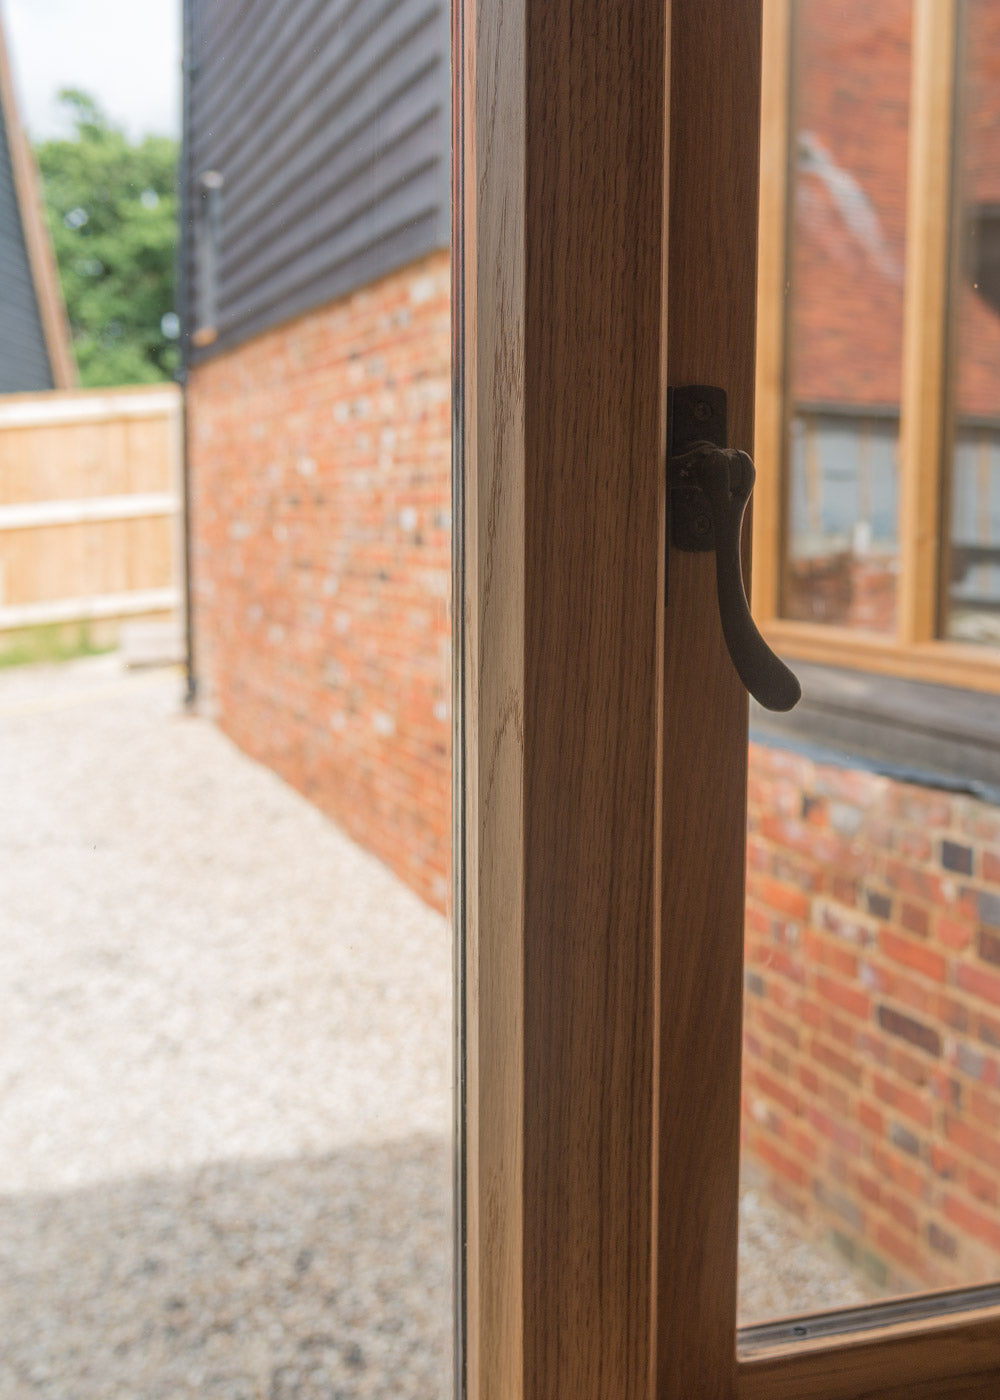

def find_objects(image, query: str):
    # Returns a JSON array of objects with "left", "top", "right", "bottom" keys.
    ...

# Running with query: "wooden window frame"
[
  {"left": 752, "top": 0, "right": 1000, "bottom": 697},
  {"left": 459, "top": 0, "right": 1000, "bottom": 1396}
]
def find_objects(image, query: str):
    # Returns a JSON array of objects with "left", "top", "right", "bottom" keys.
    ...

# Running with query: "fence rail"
[{"left": 0, "top": 384, "right": 183, "bottom": 636}]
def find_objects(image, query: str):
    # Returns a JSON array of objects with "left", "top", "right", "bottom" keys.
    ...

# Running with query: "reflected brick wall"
[
  {"left": 785, "top": 555, "right": 897, "bottom": 632},
  {"left": 790, "top": 0, "right": 912, "bottom": 411}
]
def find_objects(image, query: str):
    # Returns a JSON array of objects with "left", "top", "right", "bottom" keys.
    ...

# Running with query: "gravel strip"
[
  {"left": 738, "top": 1171, "right": 876, "bottom": 1325},
  {"left": 0, "top": 655, "right": 867, "bottom": 1396},
  {"left": 0, "top": 657, "right": 452, "bottom": 1399}
]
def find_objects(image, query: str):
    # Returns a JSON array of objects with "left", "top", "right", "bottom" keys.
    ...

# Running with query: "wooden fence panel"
[{"left": 0, "top": 385, "right": 183, "bottom": 635}]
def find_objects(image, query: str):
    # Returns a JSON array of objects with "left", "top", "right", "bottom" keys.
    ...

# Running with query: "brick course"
[
  {"left": 745, "top": 742, "right": 1000, "bottom": 1293},
  {"left": 188, "top": 251, "right": 451, "bottom": 911}
]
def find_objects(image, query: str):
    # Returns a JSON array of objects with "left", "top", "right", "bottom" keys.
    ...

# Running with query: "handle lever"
[
  {"left": 666, "top": 385, "right": 800, "bottom": 713},
  {"left": 691, "top": 446, "right": 800, "bottom": 712}
]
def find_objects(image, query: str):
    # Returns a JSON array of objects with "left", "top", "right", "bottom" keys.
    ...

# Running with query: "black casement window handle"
[{"left": 667, "top": 386, "right": 801, "bottom": 713}]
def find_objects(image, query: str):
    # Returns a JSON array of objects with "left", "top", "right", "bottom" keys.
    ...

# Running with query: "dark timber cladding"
[
  {"left": 0, "top": 97, "right": 54, "bottom": 392},
  {"left": 184, "top": 0, "right": 451, "bottom": 361}
]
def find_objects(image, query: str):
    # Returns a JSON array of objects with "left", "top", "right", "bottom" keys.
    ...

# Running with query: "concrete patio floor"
[{"left": 0, "top": 655, "right": 864, "bottom": 1397}]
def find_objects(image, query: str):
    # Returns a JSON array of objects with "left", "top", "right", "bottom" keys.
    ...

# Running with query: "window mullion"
[
  {"left": 897, "top": 0, "right": 958, "bottom": 646},
  {"left": 752, "top": 0, "right": 793, "bottom": 630},
  {"left": 656, "top": 2, "right": 762, "bottom": 1396}
]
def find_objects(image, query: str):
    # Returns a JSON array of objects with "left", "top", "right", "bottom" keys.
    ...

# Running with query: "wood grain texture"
[
  {"left": 522, "top": 3, "right": 665, "bottom": 1395},
  {"left": 461, "top": 1, "right": 666, "bottom": 1397},
  {"left": 739, "top": 1308, "right": 1000, "bottom": 1399},
  {"left": 0, "top": 15, "right": 76, "bottom": 389},
  {"left": 462, "top": 0, "right": 525, "bottom": 1394},
  {"left": 655, "top": 4, "right": 762, "bottom": 1399},
  {"left": 897, "top": 0, "right": 957, "bottom": 645}
]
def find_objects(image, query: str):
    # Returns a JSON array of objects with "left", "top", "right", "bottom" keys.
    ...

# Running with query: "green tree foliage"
[{"left": 35, "top": 91, "right": 179, "bottom": 387}]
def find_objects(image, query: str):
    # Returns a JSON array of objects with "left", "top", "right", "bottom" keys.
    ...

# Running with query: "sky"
[{"left": 3, "top": 0, "right": 180, "bottom": 142}]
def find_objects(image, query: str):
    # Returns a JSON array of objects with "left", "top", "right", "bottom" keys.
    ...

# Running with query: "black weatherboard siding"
[
  {"left": 0, "top": 97, "right": 54, "bottom": 392},
  {"left": 184, "top": 0, "right": 451, "bottom": 361}
]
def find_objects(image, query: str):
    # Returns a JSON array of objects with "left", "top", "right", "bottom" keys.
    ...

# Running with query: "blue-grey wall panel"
[
  {"left": 0, "top": 100, "right": 54, "bottom": 392},
  {"left": 185, "top": 0, "right": 450, "bottom": 361}
]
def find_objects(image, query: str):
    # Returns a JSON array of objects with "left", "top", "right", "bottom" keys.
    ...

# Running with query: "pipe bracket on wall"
[{"left": 667, "top": 384, "right": 801, "bottom": 713}]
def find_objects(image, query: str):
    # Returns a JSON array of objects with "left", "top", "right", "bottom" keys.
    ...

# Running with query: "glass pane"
[
  {"left": 0, "top": 5, "right": 455, "bottom": 1396},
  {"left": 942, "top": 0, "right": 1000, "bottom": 645},
  {"left": 781, "top": 0, "right": 911, "bottom": 632},
  {"left": 741, "top": 0, "right": 1000, "bottom": 1331},
  {"left": 740, "top": 721, "right": 1000, "bottom": 1325}
]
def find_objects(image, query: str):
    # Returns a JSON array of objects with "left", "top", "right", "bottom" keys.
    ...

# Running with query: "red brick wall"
[
  {"left": 745, "top": 742, "right": 1000, "bottom": 1292},
  {"left": 188, "top": 251, "right": 451, "bottom": 911}
]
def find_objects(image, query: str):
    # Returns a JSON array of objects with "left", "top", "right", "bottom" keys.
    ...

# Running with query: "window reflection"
[
  {"left": 943, "top": 0, "right": 1000, "bottom": 644},
  {"left": 782, "top": 0, "right": 912, "bottom": 632}
]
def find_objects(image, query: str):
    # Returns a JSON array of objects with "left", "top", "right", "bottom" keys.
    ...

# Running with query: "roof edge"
[{"left": 0, "top": 10, "right": 77, "bottom": 389}]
